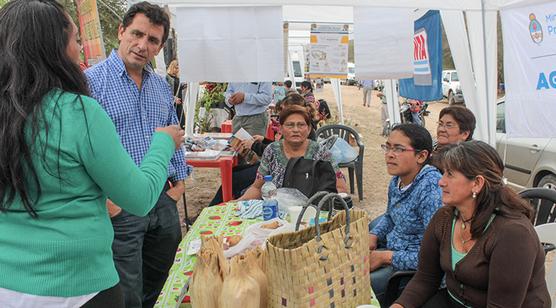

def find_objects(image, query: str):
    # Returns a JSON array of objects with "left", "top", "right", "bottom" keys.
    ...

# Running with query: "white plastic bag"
[
  {"left": 223, "top": 218, "right": 294, "bottom": 258},
  {"left": 320, "top": 135, "right": 358, "bottom": 164}
]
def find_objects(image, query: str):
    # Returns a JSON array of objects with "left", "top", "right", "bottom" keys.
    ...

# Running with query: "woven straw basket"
[{"left": 265, "top": 192, "right": 371, "bottom": 308}]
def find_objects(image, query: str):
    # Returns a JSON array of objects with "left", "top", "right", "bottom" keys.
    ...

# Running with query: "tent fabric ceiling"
[{"left": 143, "top": 0, "right": 548, "bottom": 11}]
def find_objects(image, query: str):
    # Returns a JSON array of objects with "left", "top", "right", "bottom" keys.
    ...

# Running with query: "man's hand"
[
  {"left": 174, "top": 97, "right": 182, "bottom": 105},
  {"left": 166, "top": 180, "right": 185, "bottom": 202},
  {"left": 228, "top": 92, "right": 245, "bottom": 105},
  {"left": 369, "top": 250, "right": 393, "bottom": 272},
  {"left": 106, "top": 199, "right": 122, "bottom": 218},
  {"left": 369, "top": 233, "right": 379, "bottom": 250}
]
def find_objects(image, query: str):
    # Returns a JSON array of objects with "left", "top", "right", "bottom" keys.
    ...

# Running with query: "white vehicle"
[
  {"left": 286, "top": 46, "right": 306, "bottom": 89},
  {"left": 344, "top": 62, "right": 356, "bottom": 85},
  {"left": 442, "top": 70, "right": 464, "bottom": 105}
]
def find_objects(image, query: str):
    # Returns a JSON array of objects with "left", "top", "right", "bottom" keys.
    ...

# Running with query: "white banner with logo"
[{"left": 501, "top": 2, "right": 556, "bottom": 137}]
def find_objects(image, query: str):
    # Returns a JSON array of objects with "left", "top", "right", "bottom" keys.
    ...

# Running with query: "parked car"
[
  {"left": 496, "top": 99, "right": 556, "bottom": 191},
  {"left": 342, "top": 62, "right": 357, "bottom": 85},
  {"left": 442, "top": 70, "right": 464, "bottom": 105}
]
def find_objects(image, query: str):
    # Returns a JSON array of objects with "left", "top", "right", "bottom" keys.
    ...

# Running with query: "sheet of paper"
[{"left": 234, "top": 128, "right": 253, "bottom": 141}]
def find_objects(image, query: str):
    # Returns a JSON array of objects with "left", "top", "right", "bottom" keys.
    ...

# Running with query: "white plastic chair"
[{"left": 535, "top": 222, "right": 556, "bottom": 307}]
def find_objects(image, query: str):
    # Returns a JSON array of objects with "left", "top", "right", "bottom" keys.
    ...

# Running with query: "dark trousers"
[
  {"left": 81, "top": 284, "right": 124, "bottom": 308},
  {"left": 209, "top": 163, "right": 259, "bottom": 206},
  {"left": 110, "top": 189, "right": 182, "bottom": 308}
]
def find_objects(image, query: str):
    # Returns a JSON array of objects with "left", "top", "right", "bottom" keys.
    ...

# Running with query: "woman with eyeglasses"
[
  {"left": 369, "top": 124, "right": 442, "bottom": 307},
  {"left": 392, "top": 141, "right": 550, "bottom": 308},
  {"left": 238, "top": 105, "right": 348, "bottom": 200},
  {"left": 209, "top": 94, "right": 320, "bottom": 205},
  {"left": 432, "top": 106, "right": 476, "bottom": 168}
]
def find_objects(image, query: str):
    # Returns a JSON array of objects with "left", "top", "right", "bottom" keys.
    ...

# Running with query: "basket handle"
[{"left": 294, "top": 192, "right": 352, "bottom": 261}]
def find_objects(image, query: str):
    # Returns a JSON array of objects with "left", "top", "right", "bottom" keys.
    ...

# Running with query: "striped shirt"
[{"left": 85, "top": 50, "right": 189, "bottom": 181}]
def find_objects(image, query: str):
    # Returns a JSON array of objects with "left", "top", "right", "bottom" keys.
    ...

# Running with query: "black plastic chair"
[
  {"left": 315, "top": 124, "right": 365, "bottom": 201},
  {"left": 519, "top": 188, "right": 556, "bottom": 226},
  {"left": 383, "top": 270, "right": 416, "bottom": 307}
]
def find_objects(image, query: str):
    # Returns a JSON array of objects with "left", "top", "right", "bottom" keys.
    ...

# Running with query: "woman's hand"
[
  {"left": 369, "top": 250, "right": 393, "bottom": 271},
  {"left": 252, "top": 135, "right": 264, "bottom": 143},
  {"left": 156, "top": 125, "right": 185, "bottom": 150},
  {"left": 239, "top": 139, "right": 256, "bottom": 153},
  {"left": 106, "top": 199, "right": 122, "bottom": 218},
  {"left": 369, "top": 234, "right": 379, "bottom": 250}
]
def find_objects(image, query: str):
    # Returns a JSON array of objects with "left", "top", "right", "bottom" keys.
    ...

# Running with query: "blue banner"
[{"left": 399, "top": 10, "right": 443, "bottom": 101}]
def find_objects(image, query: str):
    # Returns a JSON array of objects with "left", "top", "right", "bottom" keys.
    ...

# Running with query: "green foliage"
[{"left": 195, "top": 83, "right": 227, "bottom": 133}]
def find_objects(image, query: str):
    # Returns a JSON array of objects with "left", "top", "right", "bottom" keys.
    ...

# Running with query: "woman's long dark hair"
[
  {"left": 440, "top": 140, "right": 533, "bottom": 239},
  {"left": 0, "top": 0, "right": 90, "bottom": 217}
]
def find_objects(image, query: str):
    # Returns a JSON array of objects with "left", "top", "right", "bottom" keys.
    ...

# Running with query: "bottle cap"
[{"left": 264, "top": 175, "right": 273, "bottom": 181}]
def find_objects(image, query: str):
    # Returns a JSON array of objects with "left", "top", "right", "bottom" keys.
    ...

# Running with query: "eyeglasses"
[
  {"left": 437, "top": 121, "right": 458, "bottom": 130},
  {"left": 283, "top": 122, "right": 308, "bottom": 129},
  {"left": 380, "top": 144, "right": 416, "bottom": 154}
]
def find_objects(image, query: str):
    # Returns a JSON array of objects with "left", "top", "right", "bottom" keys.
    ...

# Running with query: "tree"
[{"left": 60, "top": 0, "right": 125, "bottom": 55}]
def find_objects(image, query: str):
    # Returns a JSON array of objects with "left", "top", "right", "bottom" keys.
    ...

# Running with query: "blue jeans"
[
  {"left": 111, "top": 189, "right": 182, "bottom": 308},
  {"left": 369, "top": 214, "right": 410, "bottom": 307}
]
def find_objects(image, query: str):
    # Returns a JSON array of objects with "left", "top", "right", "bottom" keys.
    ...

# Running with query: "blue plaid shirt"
[{"left": 85, "top": 50, "right": 189, "bottom": 182}]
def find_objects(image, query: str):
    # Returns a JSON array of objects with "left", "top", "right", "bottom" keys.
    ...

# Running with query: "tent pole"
[{"left": 481, "top": 0, "right": 493, "bottom": 146}]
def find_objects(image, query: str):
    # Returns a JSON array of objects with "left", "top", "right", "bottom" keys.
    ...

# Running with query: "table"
[
  {"left": 155, "top": 203, "right": 379, "bottom": 308},
  {"left": 186, "top": 155, "right": 237, "bottom": 202},
  {"left": 155, "top": 203, "right": 262, "bottom": 308}
]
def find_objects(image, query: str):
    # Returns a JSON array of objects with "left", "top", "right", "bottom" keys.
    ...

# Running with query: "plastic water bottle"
[
  {"left": 261, "top": 175, "right": 277, "bottom": 200},
  {"left": 261, "top": 175, "right": 278, "bottom": 220}
]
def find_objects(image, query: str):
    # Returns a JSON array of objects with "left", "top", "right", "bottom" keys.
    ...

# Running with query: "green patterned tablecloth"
[
  {"left": 155, "top": 203, "right": 379, "bottom": 308},
  {"left": 155, "top": 202, "right": 262, "bottom": 308}
]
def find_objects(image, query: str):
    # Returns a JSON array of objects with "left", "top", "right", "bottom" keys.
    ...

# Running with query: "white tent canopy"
[{"left": 135, "top": 0, "right": 552, "bottom": 145}]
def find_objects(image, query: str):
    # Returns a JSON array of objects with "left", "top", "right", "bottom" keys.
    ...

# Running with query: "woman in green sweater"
[{"left": 0, "top": 1, "right": 184, "bottom": 306}]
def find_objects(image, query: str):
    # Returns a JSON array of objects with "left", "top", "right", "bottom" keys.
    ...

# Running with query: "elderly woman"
[
  {"left": 431, "top": 106, "right": 476, "bottom": 169},
  {"left": 239, "top": 105, "right": 347, "bottom": 200},
  {"left": 369, "top": 124, "right": 442, "bottom": 307},
  {"left": 393, "top": 141, "right": 551, "bottom": 308}
]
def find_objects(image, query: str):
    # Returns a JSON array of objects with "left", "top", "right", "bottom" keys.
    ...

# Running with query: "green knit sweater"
[{"left": 0, "top": 90, "right": 176, "bottom": 296}]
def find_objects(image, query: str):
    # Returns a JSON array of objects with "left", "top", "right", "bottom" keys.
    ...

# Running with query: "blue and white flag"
[{"left": 399, "top": 10, "right": 443, "bottom": 101}]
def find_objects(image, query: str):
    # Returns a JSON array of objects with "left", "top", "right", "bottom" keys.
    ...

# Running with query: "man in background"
[
  {"left": 225, "top": 82, "right": 272, "bottom": 136},
  {"left": 361, "top": 79, "right": 374, "bottom": 107}
]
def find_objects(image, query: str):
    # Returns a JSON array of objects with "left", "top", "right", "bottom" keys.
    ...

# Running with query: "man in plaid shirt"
[{"left": 85, "top": 2, "right": 188, "bottom": 307}]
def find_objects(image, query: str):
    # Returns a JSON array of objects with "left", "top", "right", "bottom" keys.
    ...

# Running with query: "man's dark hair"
[
  {"left": 284, "top": 80, "right": 293, "bottom": 88},
  {"left": 122, "top": 1, "right": 170, "bottom": 45},
  {"left": 301, "top": 80, "right": 313, "bottom": 91}
]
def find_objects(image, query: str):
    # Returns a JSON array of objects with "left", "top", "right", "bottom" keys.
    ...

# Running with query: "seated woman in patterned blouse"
[
  {"left": 238, "top": 105, "right": 347, "bottom": 200},
  {"left": 369, "top": 124, "right": 443, "bottom": 307}
]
